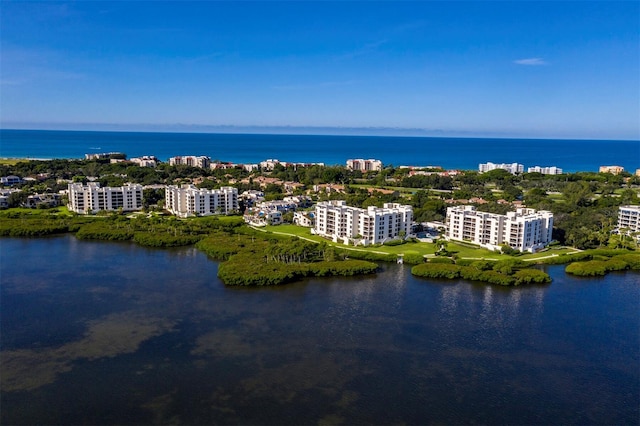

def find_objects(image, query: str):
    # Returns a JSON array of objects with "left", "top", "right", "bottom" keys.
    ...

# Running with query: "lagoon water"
[
  {"left": 1, "top": 129, "right": 639, "bottom": 172},
  {"left": 1, "top": 236, "right": 638, "bottom": 425}
]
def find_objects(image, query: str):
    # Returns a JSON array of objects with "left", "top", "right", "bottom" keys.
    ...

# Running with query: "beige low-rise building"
[{"left": 599, "top": 165, "right": 624, "bottom": 175}]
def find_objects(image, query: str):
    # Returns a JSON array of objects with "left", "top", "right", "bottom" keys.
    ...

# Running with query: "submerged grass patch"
[{"left": 1, "top": 312, "right": 175, "bottom": 392}]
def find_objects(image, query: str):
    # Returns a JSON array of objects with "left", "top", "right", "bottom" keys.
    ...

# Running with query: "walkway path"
[
  {"left": 249, "top": 226, "right": 392, "bottom": 255},
  {"left": 250, "top": 226, "right": 582, "bottom": 261}
]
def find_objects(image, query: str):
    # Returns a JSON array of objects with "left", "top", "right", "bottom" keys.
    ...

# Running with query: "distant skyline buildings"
[
  {"left": 1, "top": 2, "right": 638, "bottom": 141},
  {"left": 479, "top": 162, "right": 524, "bottom": 174}
]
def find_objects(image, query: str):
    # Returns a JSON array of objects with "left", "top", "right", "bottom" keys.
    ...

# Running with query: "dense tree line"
[{"left": 3, "top": 158, "right": 639, "bottom": 250}]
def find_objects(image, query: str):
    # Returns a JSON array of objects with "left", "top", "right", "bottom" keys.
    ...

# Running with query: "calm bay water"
[
  {"left": 1, "top": 236, "right": 638, "bottom": 425},
  {"left": 1, "top": 129, "right": 639, "bottom": 172}
]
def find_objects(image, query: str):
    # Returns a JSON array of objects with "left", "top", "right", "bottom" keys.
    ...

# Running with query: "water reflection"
[{"left": 1, "top": 237, "right": 638, "bottom": 425}]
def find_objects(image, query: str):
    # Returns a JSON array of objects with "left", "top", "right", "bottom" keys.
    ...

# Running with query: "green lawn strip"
[
  {"left": 263, "top": 225, "right": 511, "bottom": 260},
  {"left": 0, "top": 158, "right": 30, "bottom": 165},
  {"left": 0, "top": 206, "right": 74, "bottom": 216},
  {"left": 263, "top": 224, "right": 587, "bottom": 264}
]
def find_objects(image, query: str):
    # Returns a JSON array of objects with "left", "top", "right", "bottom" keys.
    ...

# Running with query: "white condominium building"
[
  {"left": 68, "top": 182, "right": 143, "bottom": 214},
  {"left": 169, "top": 156, "right": 211, "bottom": 169},
  {"left": 314, "top": 200, "right": 413, "bottom": 245},
  {"left": 618, "top": 205, "right": 640, "bottom": 233},
  {"left": 445, "top": 205, "right": 553, "bottom": 252},
  {"left": 527, "top": 166, "right": 563, "bottom": 175},
  {"left": 479, "top": 162, "right": 524, "bottom": 174},
  {"left": 165, "top": 185, "right": 238, "bottom": 218},
  {"left": 346, "top": 159, "right": 383, "bottom": 172}
]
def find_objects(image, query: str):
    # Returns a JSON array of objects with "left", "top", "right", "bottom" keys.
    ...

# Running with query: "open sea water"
[{"left": 1, "top": 129, "right": 639, "bottom": 172}]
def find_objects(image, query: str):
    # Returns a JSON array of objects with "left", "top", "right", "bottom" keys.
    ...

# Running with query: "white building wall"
[
  {"left": 446, "top": 205, "right": 553, "bottom": 252},
  {"left": 314, "top": 201, "right": 412, "bottom": 245},
  {"left": 346, "top": 159, "right": 383, "bottom": 172},
  {"left": 479, "top": 162, "right": 524, "bottom": 174},
  {"left": 618, "top": 205, "right": 640, "bottom": 233},
  {"left": 67, "top": 183, "right": 143, "bottom": 214},
  {"left": 527, "top": 166, "right": 563, "bottom": 175},
  {"left": 165, "top": 185, "right": 238, "bottom": 218}
]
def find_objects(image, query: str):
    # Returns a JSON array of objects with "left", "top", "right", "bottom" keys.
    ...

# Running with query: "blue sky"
[{"left": 1, "top": 1, "right": 638, "bottom": 139}]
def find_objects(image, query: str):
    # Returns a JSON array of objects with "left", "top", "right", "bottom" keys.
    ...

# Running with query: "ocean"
[{"left": 1, "top": 129, "right": 639, "bottom": 172}]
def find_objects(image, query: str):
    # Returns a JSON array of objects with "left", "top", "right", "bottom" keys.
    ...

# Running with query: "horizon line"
[{"left": 1, "top": 122, "right": 639, "bottom": 142}]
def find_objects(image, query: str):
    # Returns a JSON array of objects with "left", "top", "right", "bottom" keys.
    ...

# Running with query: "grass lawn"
[
  {"left": 1, "top": 206, "right": 74, "bottom": 216},
  {"left": 0, "top": 158, "right": 30, "bottom": 165},
  {"left": 264, "top": 224, "right": 514, "bottom": 260},
  {"left": 262, "top": 224, "right": 582, "bottom": 262}
]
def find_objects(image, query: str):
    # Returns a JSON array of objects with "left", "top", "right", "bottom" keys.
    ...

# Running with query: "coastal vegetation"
[
  {"left": 564, "top": 253, "right": 640, "bottom": 276},
  {"left": 2, "top": 157, "right": 639, "bottom": 285},
  {"left": 0, "top": 209, "right": 377, "bottom": 285},
  {"left": 4, "top": 157, "right": 639, "bottom": 250},
  {"left": 411, "top": 258, "right": 552, "bottom": 286},
  {"left": 197, "top": 229, "right": 378, "bottom": 286}
]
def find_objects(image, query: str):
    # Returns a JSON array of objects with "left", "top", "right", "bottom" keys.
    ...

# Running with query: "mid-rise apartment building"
[
  {"left": 617, "top": 205, "right": 640, "bottom": 234},
  {"left": 67, "top": 182, "right": 143, "bottom": 214},
  {"left": 169, "top": 156, "right": 211, "bottom": 169},
  {"left": 527, "top": 166, "right": 563, "bottom": 175},
  {"left": 165, "top": 185, "right": 238, "bottom": 218},
  {"left": 314, "top": 200, "right": 413, "bottom": 245},
  {"left": 599, "top": 165, "right": 624, "bottom": 175},
  {"left": 479, "top": 162, "right": 524, "bottom": 174},
  {"left": 130, "top": 156, "right": 158, "bottom": 167},
  {"left": 445, "top": 205, "right": 553, "bottom": 252},
  {"left": 346, "top": 159, "right": 383, "bottom": 172}
]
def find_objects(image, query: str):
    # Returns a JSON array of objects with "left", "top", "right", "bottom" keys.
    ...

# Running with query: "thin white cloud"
[
  {"left": 0, "top": 79, "right": 25, "bottom": 86},
  {"left": 272, "top": 80, "right": 356, "bottom": 90},
  {"left": 514, "top": 58, "right": 548, "bottom": 66},
  {"left": 338, "top": 39, "right": 388, "bottom": 60}
]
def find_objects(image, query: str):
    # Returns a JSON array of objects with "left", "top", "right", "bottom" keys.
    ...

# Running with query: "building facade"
[
  {"left": 169, "top": 156, "right": 211, "bottom": 169},
  {"left": 67, "top": 182, "right": 143, "bottom": 214},
  {"left": 479, "top": 162, "right": 524, "bottom": 174},
  {"left": 165, "top": 185, "right": 238, "bottom": 218},
  {"left": 346, "top": 159, "right": 383, "bottom": 172},
  {"left": 445, "top": 205, "right": 553, "bottom": 252},
  {"left": 599, "top": 165, "right": 625, "bottom": 175},
  {"left": 314, "top": 200, "right": 413, "bottom": 245},
  {"left": 1, "top": 175, "right": 22, "bottom": 186},
  {"left": 527, "top": 166, "right": 563, "bottom": 175},
  {"left": 617, "top": 205, "right": 640, "bottom": 234},
  {"left": 130, "top": 156, "right": 158, "bottom": 167}
]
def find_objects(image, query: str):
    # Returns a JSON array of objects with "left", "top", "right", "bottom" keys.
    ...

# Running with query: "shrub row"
[
  {"left": 0, "top": 219, "right": 69, "bottom": 237},
  {"left": 565, "top": 254, "right": 640, "bottom": 276},
  {"left": 411, "top": 263, "right": 551, "bottom": 286},
  {"left": 428, "top": 257, "right": 454, "bottom": 264},
  {"left": 75, "top": 222, "right": 134, "bottom": 241},
  {"left": 402, "top": 253, "right": 426, "bottom": 265},
  {"left": 133, "top": 232, "right": 204, "bottom": 247},
  {"left": 307, "top": 260, "right": 379, "bottom": 277},
  {"left": 334, "top": 249, "right": 397, "bottom": 263}
]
